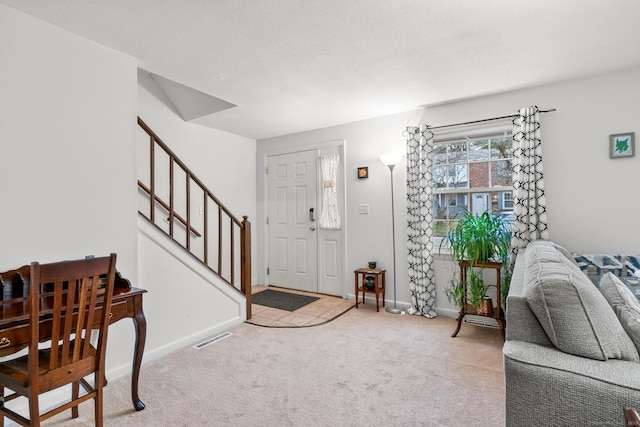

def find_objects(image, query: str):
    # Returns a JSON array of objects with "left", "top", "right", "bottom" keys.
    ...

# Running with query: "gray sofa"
[{"left": 503, "top": 241, "right": 640, "bottom": 427}]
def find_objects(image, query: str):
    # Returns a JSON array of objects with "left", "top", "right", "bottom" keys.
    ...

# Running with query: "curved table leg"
[
  {"left": 451, "top": 311, "right": 464, "bottom": 337},
  {"left": 131, "top": 294, "right": 147, "bottom": 411}
]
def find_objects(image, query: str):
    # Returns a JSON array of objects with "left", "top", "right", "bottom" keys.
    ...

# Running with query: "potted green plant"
[
  {"left": 441, "top": 210, "right": 511, "bottom": 310},
  {"left": 445, "top": 269, "right": 492, "bottom": 310}
]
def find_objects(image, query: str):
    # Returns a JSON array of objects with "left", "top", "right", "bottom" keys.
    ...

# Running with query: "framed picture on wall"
[
  {"left": 609, "top": 132, "right": 635, "bottom": 158},
  {"left": 357, "top": 167, "right": 368, "bottom": 179}
]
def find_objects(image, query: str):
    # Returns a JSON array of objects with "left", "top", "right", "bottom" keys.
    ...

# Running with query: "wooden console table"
[
  {"left": 0, "top": 271, "right": 147, "bottom": 411},
  {"left": 354, "top": 268, "right": 386, "bottom": 312},
  {"left": 451, "top": 260, "right": 505, "bottom": 340}
]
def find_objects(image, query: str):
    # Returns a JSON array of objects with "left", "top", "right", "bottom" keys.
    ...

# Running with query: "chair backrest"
[{"left": 28, "top": 254, "right": 117, "bottom": 383}]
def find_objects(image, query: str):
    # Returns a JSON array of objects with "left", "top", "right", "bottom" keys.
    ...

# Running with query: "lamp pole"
[{"left": 380, "top": 152, "right": 403, "bottom": 315}]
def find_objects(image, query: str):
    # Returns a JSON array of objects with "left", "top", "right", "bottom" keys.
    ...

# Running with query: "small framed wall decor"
[
  {"left": 609, "top": 132, "right": 635, "bottom": 158},
  {"left": 357, "top": 167, "right": 369, "bottom": 179}
]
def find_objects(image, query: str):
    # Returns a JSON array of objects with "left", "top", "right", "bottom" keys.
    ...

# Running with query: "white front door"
[
  {"left": 267, "top": 150, "right": 318, "bottom": 293},
  {"left": 472, "top": 193, "right": 489, "bottom": 215}
]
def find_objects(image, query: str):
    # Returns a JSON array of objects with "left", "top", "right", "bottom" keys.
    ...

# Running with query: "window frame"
[{"left": 431, "top": 125, "right": 514, "bottom": 248}]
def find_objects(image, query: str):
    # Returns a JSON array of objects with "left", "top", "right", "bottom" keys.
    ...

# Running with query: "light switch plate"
[{"left": 359, "top": 204, "right": 369, "bottom": 214}]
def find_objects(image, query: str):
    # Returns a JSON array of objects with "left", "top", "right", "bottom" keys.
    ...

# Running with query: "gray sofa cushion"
[
  {"left": 523, "top": 242, "right": 639, "bottom": 362},
  {"left": 505, "top": 252, "right": 553, "bottom": 346},
  {"left": 600, "top": 272, "right": 640, "bottom": 354}
]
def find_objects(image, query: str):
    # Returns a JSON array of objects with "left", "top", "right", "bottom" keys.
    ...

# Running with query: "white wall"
[
  {"left": 0, "top": 5, "right": 137, "bottom": 272},
  {"left": 258, "top": 66, "right": 640, "bottom": 317},
  {"left": 0, "top": 5, "right": 140, "bottom": 369},
  {"left": 137, "top": 219, "right": 246, "bottom": 360}
]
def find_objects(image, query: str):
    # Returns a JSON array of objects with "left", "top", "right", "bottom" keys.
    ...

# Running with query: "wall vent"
[
  {"left": 193, "top": 332, "right": 233, "bottom": 350},
  {"left": 463, "top": 316, "right": 499, "bottom": 329}
]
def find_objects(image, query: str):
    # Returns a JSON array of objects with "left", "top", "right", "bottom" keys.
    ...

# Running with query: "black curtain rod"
[{"left": 425, "top": 108, "right": 556, "bottom": 131}]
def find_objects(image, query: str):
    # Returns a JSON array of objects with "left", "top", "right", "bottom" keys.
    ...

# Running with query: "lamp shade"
[{"left": 380, "top": 152, "right": 403, "bottom": 167}]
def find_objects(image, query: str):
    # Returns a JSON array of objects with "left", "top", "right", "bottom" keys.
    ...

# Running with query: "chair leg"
[
  {"left": 72, "top": 380, "right": 79, "bottom": 418},
  {"left": 28, "top": 392, "right": 40, "bottom": 427},
  {"left": 95, "top": 388, "right": 103, "bottom": 427}
]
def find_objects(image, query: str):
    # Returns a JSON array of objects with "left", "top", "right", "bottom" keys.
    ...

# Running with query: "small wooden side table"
[{"left": 354, "top": 268, "right": 386, "bottom": 312}]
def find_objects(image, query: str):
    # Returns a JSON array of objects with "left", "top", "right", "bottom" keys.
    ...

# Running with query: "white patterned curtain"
[
  {"left": 406, "top": 125, "right": 438, "bottom": 318},
  {"left": 510, "top": 106, "right": 549, "bottom": 257},
  {"left": 319, "top": 154, "right": 341, "bottom": 229}
]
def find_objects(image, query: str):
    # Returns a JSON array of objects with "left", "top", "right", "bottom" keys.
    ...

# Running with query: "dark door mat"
[{"left": 252, "top": 289, "right": 319, "bottom": 312}]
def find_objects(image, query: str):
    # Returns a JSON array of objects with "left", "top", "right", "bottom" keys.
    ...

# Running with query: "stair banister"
[{"left": 137, "top": 117, "right": 252, "bottom": 319}]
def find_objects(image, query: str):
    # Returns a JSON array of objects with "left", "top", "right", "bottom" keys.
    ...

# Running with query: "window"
[
  {"left": 433, "top": 133, "right": 513, "bottom": 245},
  {"left": 501, "top": 191, "right": 513, "bottom": 209}
]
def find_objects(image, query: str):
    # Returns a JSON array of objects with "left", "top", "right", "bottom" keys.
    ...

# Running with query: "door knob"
[{"left": 310, "top": 225, "right": 316, "bottom": 231}]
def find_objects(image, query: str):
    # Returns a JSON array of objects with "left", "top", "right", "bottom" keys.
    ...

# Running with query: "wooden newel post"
[{"left": 241, "top": 216, "right": 252, "bottom": 320}]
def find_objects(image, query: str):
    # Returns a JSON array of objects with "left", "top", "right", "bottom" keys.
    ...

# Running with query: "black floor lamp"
[{"left": 380, "top": 152, "right": 403, "bottom": 314}]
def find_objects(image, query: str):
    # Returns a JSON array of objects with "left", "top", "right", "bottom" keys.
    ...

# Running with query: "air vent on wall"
[
  {"left": 193, "top": 332, "right": 233, "bottom": 350},
  {"left": 463, "top": 316, "right": 499, "bottom": 329}
]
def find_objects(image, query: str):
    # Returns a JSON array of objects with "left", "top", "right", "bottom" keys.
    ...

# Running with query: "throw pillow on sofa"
[
  {"left": 600, "top": 272, "right": 640, "bottom": 354},
  {"left": 525, "top": 240, "right": 579, "bottom": 266},
  {"left": 523, "top": 242, "right": 639, "bottom": 362}
]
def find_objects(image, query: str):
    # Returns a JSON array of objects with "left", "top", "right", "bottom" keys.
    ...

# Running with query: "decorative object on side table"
[
  {"left": 477, "top": 296, "right": 495, "bottom": 316},
  {"left": 364, "top": 275, "right": 375, "bottom": 290}
]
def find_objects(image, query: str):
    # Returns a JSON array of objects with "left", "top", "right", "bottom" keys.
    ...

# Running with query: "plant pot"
[{"left": 477, "top": 297, "right": 494, "bottom": 316}]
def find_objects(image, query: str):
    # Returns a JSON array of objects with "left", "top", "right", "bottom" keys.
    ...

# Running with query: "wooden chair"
[
  {"left": 0, "top": 254, "right": 117, "bottom": 426},
  {"left": 625, "top": 407, "right": 640, "bottom": 426}
]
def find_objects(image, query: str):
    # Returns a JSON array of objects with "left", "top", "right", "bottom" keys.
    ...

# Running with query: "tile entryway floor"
[{"left": 246, "top": 285, "right": 354, "bottom": 328}]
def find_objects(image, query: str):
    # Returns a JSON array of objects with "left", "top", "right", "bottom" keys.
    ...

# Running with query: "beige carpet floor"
[
  {"left": 39, "top": 304, "right": 506, "bottom": 426},
  {"left": 247, "top": 286, "right": 355, "bottom": 328}
]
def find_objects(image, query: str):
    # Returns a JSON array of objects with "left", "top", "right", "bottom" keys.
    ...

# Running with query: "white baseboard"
[
  {"left": 346, "top": 293, "right": 461, "bottom": 319},
  {"left": 139, "top": 317, "right": 245, "bottom": 365}
]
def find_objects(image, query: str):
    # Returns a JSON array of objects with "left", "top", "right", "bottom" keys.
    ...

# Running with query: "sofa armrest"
[{"left": 504, "top": 341, "right": 640, "bottom": 427}]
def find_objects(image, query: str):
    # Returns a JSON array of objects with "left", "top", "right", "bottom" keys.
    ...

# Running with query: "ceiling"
[{"left": 3, "top": 1, "right": 640, "bottom": 140}]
